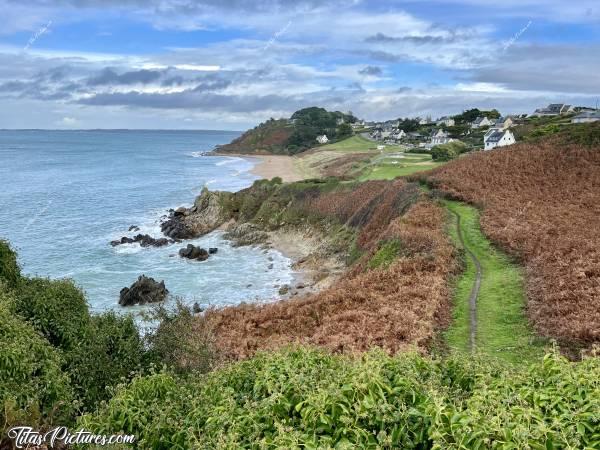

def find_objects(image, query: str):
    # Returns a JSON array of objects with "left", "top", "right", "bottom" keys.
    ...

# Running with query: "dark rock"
[
  {"left": 296, "top": 283, "right": 305, "bottom": 289},
  {"left": 160, "top": 217, "right": 195, "bottom": 240},
  {"left": 119, "top": 275, "right": 168, "bottom": 306},
  {"left": 192, "top": 302, "right": 203, "bottom": 313},
  {"left": 128, "top": 225, "right": 140, "bottom": 232},
  {"left": 278, "top": 285, "right": 290, "bottom": 295},
  {"left": 111, "top": 233, "right": 172, "bottom": 248},
  {"left": 268, "top": 264, "right": 274, "bottom": 269},
  {"left": 208, "top": 247, "right": 218, "bottom": 254},
  {"left": 173, "top": 206, "right": 187, "bottom": 217},
  {"left": 179, "top": 244, "right": 209, "bottom": 261}
]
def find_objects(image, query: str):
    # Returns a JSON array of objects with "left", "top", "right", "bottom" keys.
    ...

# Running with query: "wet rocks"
[
  {"left": 119, "top": 275, "right": 168, "bottom": 306},
  {"left": 161, "top": 218, "right": 195, "bottom": 240},
  {"left": 111, "top": 234, "right": 172, "bottom": 247},
  {"left": 179, "top": 244, "right": 209, "bottom": 261},
  {"left": 128, "top": 225, "right": 140, "bottom": 232},
  {"left": 160, "top": 188, "right": 230, "bottom": 240},
  {"left": 278, "top": 285, "right": 290, "bottom": 295},
  {"left": 209, "top": 247, "right": 218, "bottom": 254}
]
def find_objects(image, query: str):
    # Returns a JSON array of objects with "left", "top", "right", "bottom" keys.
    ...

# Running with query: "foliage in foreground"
[
  {"left": 0, "top": 240, "right": 216, "bottom": 437},
  {"left": 81, "top": 346, "right": 600, "bottom": 449}
]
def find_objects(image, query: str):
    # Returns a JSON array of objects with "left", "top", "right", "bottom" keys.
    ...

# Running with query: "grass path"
[{"left": 443, "top": 200, "right": 545, "bottom": 364}]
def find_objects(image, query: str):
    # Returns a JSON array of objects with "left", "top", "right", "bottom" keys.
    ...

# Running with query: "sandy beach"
[{"left": 247, "top": 154, "right": 305, "bottom": 182}]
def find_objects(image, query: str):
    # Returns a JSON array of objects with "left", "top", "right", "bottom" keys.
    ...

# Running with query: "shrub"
[
  {"left": 144, "top": 302, "right": 219, "bottom": 374},
  {"left": 431, "top": 141, "right": 467, "bottom": 161},
  {"left": 81, "top": 347, "right": 600, "bottom": 449},
  {"left": 0, "top": 293, "right": 74, "bottom": 432},
  {"left": 0, "top": 240, "right": 21, "bottom": 290},
  {"left": 13, "top": 277, "right": 90, "bottom": 351},
  {"left": 66, "top": 311, "right": 147, "bottom": 411}
]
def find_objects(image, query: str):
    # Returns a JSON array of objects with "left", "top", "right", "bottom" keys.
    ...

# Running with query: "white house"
[
  {"left": 316, "top": 135, "right": 329, "bottom": 144},
  {"left": 419, "top": 116, "right": 432, "bottom": 125},
  {"left": 437, "top": 116, "right": 455, "bottom": 127},
  {"left": 471, "top": 116, "right": 494, "bottom": 129},
  {"left": 391, "top": 129, "right": 406, "bottom": 141},
  {"left": 493, "top": 116, "right": 515, "bottom": 130},
  {"left": 484, "top": 129, "right": 515, "bottom": 150},
  {"left": 430, "top": 129, "right": 455, "bottom": 147},
  {"left": 572, "top": 111, "right": 600, "bottom": 123}
]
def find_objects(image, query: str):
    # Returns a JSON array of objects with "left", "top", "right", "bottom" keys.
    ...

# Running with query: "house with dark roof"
[
  {"left": 471, "top": 116, "right": 494, "bottom": 129},
  {"left": 533, "top": 104, "right": 575, "bottom": 116},
  {"left": 484, "top": 129, "right": 515, "bottom": 150}
]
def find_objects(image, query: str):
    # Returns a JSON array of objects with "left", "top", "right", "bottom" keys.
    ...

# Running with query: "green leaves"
[{"left": 81, "top": 347, "right": 600, "bottom": 449}]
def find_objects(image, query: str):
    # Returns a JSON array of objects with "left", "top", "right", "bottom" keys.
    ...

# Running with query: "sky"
[{"left": 0, "top": 0, "right": 599, "bottom": 130}]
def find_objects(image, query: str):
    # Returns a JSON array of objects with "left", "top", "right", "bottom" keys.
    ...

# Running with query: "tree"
[
  {"left": 337, "top": 123, "right": 353, "bottom": 138},
  {"left": 431, "top": 141, "right": 468, "bottom": 161}
]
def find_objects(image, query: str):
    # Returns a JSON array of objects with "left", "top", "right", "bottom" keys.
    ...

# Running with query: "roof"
[{"left": 485, "top": 130, "right": 508, "bottom": 143}]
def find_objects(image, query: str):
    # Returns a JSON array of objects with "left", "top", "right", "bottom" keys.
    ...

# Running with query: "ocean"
[{"left": 0, "top": 130, "right": 294, "bottom": 312}]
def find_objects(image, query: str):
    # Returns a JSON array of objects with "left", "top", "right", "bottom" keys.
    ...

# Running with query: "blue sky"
[{"left": 0, "top": 0, "right": 598, "bottom": 129}]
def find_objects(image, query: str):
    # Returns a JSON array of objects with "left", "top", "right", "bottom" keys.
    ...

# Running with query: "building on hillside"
[
  {"left": 471, "top": 116, "right": 494, "bottom": 129},
  {"left": 533, "top": 104, "right": 575, "bottom": 116},
  {"left": 429, "top": 129, "right": 455, "bottom": 147},
  {"left": 571, "top": 111, "right": 600, "bottom": 123},
  {"left": 484, "top": 129, "right": 515, "bottom": 150},
  {"left": 316, "top": 134, "right": 329, "bottom": 144},
  {"left": 493, "top": 116, "right": 515, "bottom": 130},
  {"left": 437, "top": 116, "right": 455, "bottom": 127},
  {"left": 419, "top": 116, "right": 433, "bottom": 125},
  {"left": 391, "top": 129, "right": 406, "bottom": 141}
]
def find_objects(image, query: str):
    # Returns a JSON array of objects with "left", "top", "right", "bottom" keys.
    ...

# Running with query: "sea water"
[{"left": 0, "top": 130, "right": 294, "bottom": 312}]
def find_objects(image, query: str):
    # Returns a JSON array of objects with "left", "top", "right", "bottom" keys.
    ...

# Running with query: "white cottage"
[
  {"left": 484, "top": 129, "right": 515, "bottom": 150},
  {"left": 316, "top": 135, "right": 329, "bottom": 144}
]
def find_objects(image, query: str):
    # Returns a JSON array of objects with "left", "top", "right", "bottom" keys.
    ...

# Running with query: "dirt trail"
[{"left": 449, "top": 209, "right": 481, "bottom": 352}]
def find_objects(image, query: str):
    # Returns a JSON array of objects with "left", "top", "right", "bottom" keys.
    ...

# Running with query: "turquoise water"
[{"left": 0, "top": 130, "right": 293, "bottom": 312}]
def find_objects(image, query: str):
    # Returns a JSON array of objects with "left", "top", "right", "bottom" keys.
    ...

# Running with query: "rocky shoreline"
[{"left": 112, "top": 185, "right": 344, "bottom": 305}]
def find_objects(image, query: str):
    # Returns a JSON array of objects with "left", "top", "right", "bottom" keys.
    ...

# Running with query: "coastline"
[{"left": 215, "top": 152, "right": 306, "bottom": 182}]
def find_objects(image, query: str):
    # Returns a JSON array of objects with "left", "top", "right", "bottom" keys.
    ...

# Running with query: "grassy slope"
[
  {"left": 318, "top": 134, "right": 397, "bottom": 152},
  {"left": 443, "top": 201, "right": 545, "bottom": 364},
  {"left": 359, "top": 152, "right": 444, "bottom": 180}
]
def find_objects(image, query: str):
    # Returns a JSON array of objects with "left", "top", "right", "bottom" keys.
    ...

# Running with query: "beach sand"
[{"left": 248, "top": 155, "right": 305, "bottom": 182}]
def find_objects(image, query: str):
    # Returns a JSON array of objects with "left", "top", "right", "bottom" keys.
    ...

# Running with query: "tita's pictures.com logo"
[{"left": 7, "top": 426, "right": 135, "bottom": 448}]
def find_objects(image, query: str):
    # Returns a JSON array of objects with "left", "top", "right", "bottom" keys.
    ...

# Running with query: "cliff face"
[
  {"left": 216, "top": 119, "right": 293, "bottom": 155},
  {"left": 216, "top": 107, "right": 357, "bottom": 155}
]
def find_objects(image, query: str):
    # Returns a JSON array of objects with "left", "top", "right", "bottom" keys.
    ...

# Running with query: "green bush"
[
  {"left": 431, "top": 141, "right": 468, "bottom": 162},
  {"left": 67, "top": 311, "right": 147, "bottom": 411},
  {"left": 81, "top": 347, "right": 600, "bottom": 449},
  {"left": 13, "top": 277, "right": 91, "bottom": 351},
  {"left": 0, "top": 240, "right": 21, "bottom": 290},
  {"left": 144, "top": 302, "right": 218, "bottom": 375},
  {"left": 0, "top": 293, "right": 74, "bottom": 431}
]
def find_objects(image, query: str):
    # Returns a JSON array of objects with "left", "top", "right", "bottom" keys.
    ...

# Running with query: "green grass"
[
  {"left": 367, "top": 239, "right": 403, "bottom": 269},
  {"left": 359, "top": 153, "right": 444, "bottom": 180},
  {"left": 443, "top": 201, "right": 546, "bottom": 364},
  {"left": 318, "top": 134, "right": 402, "bottom": 153}
]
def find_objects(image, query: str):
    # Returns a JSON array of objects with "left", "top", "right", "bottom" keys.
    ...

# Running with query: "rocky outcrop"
[
  {"left": 223, "top": 223, "right": 268, "bottom": 247},
  {"left": 161, "top": 188, "right": 229, "bottom": 240},
  {"left": 179, "top": 244, "right": 209, "bottom": 261},
  {"left": 111, "top": 234, "right": 173, "bottom": 247},
  {"left": 119, "top": 275, "right": 168, "bottom": 306}
]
